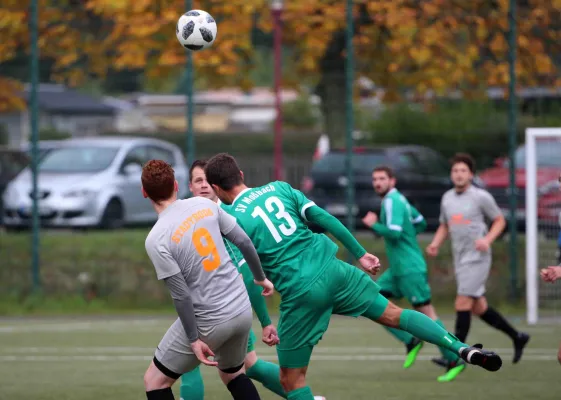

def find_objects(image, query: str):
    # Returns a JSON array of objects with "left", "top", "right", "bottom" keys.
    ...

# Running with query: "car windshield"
[
  {"left": 311, "top": 152, "right": 389, "bottom": 174},
  {"left": 39, "top": 146, "right": 119, "bottom": 173},
  {"left": 514, "top": 141, "right": 561, "bottom": 168}
]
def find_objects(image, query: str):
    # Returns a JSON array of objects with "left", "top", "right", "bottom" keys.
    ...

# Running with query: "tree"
[{"left": 1, "top": 0, "right": 560, "bottom": 140}]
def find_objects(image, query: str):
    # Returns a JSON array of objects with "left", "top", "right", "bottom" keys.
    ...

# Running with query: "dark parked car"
[
  {"left": 0, "top": 147, "right": 30, "bottom": 225},
  {"left": 301, "top": 145, "right": 454, "bottom": 231}
]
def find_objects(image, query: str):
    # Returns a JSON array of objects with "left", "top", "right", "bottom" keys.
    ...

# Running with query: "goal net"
[{"left": 526, "top": 128, "right": 561, "bottom": 324}]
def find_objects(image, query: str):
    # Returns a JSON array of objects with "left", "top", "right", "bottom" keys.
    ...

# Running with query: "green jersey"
[
  {"left": 225, "top": 181, "right": 338, "bottom": 300},
  {"left": 371, "top": 188, "right": 427, "bottom": 276}
]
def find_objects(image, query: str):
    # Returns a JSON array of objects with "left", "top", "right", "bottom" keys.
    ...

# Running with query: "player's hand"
[
  {"left": 191, "top": 339, "right": 218, "bottom": 367},
  {"left": 540, "top": 266, "right": 561, "bottom": 283},
  {"left": 255, "top": 279, "right": 274, "bottom": 297},
  {"left": 361, "top": 211, "right": 378, "bottom": 227},
  {"left": 475, "top": 238, "right": 490, "bottom": 252},
  {"left": 262, "top": 324, "right": 280, "bottom": 347},
  {"left": 358, "top": 253, "right": 381, "bottom": 275},
  {"left": 426, "top": 243, "right": 439, "bottom": 257}
]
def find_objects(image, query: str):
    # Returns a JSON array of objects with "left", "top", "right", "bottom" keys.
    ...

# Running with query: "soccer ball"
[{"left": 176, "top": 10, "right": 217, "bottom": 51}]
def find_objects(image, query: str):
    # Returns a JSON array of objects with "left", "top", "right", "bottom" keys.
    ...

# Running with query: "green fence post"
[
  {"left": 507, "top": 0, "right": 518, "bottom": 300},
  {"left": 29, "top": 0, "right": 41, "bottom": 292},
  {"left": 185, "top": 0, "right": 195, "bottom": 177},
  {"left": 345, "top": 0, "right": 355, "bottom": 262}
]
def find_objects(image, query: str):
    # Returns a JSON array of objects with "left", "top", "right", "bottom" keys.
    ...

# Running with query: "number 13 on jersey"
[{"left": 251, "top": 196, "right": 297, "bottom": 243}]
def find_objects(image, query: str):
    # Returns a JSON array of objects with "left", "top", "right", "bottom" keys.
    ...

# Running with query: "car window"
[
  {"left": 148, "top": 146, "right": 175, "bottom": 166},
  {"left": 413, "top": 149, "right": 449, "bottom": 177},
  {"left": 311, "top": 152, "right": 389, "bottom": 174},
  {"left": 39, "top": 146, "right": 119, "bottom": 173},
  {"left": 394, "top": 152, "right": 421, "bottom": 172},
  {"left": 515, "top": 141, "right": 561, "bottom": 168},
  {"left": 122, "top": 146, "right": 151, "bottom": 169}
]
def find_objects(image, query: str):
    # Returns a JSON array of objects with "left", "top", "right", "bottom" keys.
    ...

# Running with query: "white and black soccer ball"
[{"left": 176, "top": 10, "right": 217, "bottom": 51}]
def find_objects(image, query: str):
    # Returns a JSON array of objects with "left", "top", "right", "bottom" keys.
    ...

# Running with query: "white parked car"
[{"left": 2, "top": 136, "right": 188, "bottom": 229}]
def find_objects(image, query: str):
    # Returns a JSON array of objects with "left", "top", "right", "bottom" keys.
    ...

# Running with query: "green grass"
[{"left": 0, "top": 315, "right": 560, "bottom": 399}]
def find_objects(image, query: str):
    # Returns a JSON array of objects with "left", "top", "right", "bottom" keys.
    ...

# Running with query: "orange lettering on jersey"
[
  {"left": 171, "top": 208, "right": 215, "bottom": 244},
  {"left": 450, "top": 213, "right": 471, "bottom": 225}
]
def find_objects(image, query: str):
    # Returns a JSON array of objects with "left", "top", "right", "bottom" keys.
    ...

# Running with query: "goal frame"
[{"left": 525, "top": 127, "right": 561, "bottom": 325}]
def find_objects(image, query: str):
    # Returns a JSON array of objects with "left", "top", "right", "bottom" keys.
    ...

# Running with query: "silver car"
[{"left": 2, "top": 136, "right": 188, "bottom": 229}]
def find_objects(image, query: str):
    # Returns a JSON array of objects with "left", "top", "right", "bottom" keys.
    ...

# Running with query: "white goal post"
[{"left": 525, "top": 127, "right": 561, "bottom": 325}]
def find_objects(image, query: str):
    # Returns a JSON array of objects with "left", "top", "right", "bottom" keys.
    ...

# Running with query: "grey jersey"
[
  {"left": 439, "top": 186, "right": 503, "bottom": 265},
  {"left": 145, "top": 197, "right": 250, "bottom": 327}
]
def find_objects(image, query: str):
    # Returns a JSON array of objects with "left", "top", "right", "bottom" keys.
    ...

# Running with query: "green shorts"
[
  {"left": 276, "top": 257, "right": 383, "bottom": 368},
  {"left": 247, "top": 328, "right": 256, "bottom": 353},
  {"left": 376, "top": 269, "right": 431, "bottom": 306}
]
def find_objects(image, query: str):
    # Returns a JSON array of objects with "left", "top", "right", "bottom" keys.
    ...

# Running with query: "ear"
[
  {"left": 141, "top": 186, "right": 148, "bottom": 199},
  {"left": 240, "top": 170, "right": 244, "bottom": 180},
  {"left": 174, "top": 180, "right": 179, "bottom": 193},
  {"left": 211, "top": 184, "right": 220, "bottom": 193}
]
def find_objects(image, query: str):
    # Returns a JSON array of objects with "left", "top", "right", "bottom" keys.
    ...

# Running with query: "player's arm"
[
  {"left": 427, "top": 200, "right": 448, "bottom": 256},
  {"left": 216, "top": 206, "right": 268, "bottom": 283},
  {"left": 480, "top": 191, "right": 506, "bottom": 245},
  {"left": 370, "top": 197, "right": 405, "bottom": 240},
  {"left": 410, "top": 205, "right": 427, "bottom": 234},
  {"left": 239, "top": 262, "right": 272, "bottom": 327},
  {"left": 145, "top": 241, "right": 199, "bottom": 343}
]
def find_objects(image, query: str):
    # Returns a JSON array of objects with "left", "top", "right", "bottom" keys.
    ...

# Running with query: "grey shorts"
[
  {"left": 455, "top": 260, "right": 491, "bottom": 297},
  {"left": 154, "top": 306, "right": 253, "bottom": 378}
]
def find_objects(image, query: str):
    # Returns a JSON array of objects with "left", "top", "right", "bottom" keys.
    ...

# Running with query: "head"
[
  {"left": 188, "top": 159, "right": 218, "bottom": 202},
  {"left": 372, "top": 166, "right": 396, "bottom": 196},
  {"left": 204, "top": 153, "right": 245, "bottom": 204},
  {"left": 450, "top": 153, "right": 475, "bottom": 191},
  {"left": 141, "top": 160, "right": 178, "bottom": 205}
]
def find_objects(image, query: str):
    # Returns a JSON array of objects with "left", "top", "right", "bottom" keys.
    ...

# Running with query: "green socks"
[
  {"left": 435, "top": 319, "right": 461, "bottom": 362},
  {"left": 246, "top": 359, "right": 287, "bottom": 398},
  {"left": 287, "top": 386, "right": 314, "bottom": 400},
  {"left": 180, "top": 366, "right": 204, "bottom": 400},
  {"left": 399, "top": 309, "right": 467, "bottom": 354},
  {"left": 384, "top": 326, "right": 415, "bottom": 345}
]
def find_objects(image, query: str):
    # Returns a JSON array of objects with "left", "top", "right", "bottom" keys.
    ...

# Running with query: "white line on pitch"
[{"left": 0, "top": 354, "right": 557, "bottom": 362}]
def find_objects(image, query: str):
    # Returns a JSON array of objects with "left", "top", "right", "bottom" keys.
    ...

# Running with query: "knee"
[
  {"left": 455, "top": 296, "right": 474, "bottom": 312},
  {"left": 377, "top": 301, "right": 402, "bottom": 328},
  {"left": 472, "top": 297, "right": 488, "bottom": 316},
  {"left": 280, "top": 368, "right": 306, "bottom": 393},
  {"left": 144, "top": 362, "right": 174, "bottom": 391}
]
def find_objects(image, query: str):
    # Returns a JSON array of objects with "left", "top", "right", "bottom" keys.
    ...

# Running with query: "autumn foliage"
[{"left": 1, "top": 0, "right": 560, "bottom": 112}]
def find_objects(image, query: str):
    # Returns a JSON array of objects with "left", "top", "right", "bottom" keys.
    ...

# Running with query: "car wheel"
[{"left": 99, "top": 199, "right": 124, "bottom": 230}]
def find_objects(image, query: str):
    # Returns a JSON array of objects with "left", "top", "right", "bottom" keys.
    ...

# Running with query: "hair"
[
  {"left": 141, "top": 160, "right": 175, "bottom": 202},
  {"left": 373, "top": 165, "right": 395, "bottom": 179},
  {"left": 189, "top": 159, "right": 208, "bottom": 182},
  {"left": 204, "top": 153, "right": 243, "bottom": 190},
  {"left": 450, "top": 153, "right": 476, "bottom": 174}
]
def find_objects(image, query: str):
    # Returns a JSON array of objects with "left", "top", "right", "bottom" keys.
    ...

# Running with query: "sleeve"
[
  {"left": 145, "top": 236, "right": 181, "bottom": 280},
  {"left": 224, "top": 224, "right": 267, "bottom": 282},
  {"left": 217, "top": 204, "right": 237, "bottom": 235},
  {"left": 371, "top": 197, "right": 405, "bottom": 239},
  {"left": 164, "top": 273, "right": 199, "bottom": 343},
  {"left": 239, "top": 263, "right": 272, "bottom": 328},
  {"left": 305, "top": 206, "right": 367, "bottom": 259},
  {"left": 479, "top": 190, "right": 503, "bottom": 221},
  {"left": 281, "top": 182, "right": 316, "bottom": 221},
  {"left": 439, "top": 196, "right": 447, "bottom": 225},
  {"left": 410, "top": 205, "right": 427, "bottom": 234}
]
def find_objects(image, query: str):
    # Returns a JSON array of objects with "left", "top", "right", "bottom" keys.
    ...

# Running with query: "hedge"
[{"left": 1, "top": 229, "right": 544, "bottom": 315}]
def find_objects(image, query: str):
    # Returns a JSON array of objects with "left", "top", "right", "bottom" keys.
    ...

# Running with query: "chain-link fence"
[{"left": 1, "top": 1, "right": 561, "bottom": 312}]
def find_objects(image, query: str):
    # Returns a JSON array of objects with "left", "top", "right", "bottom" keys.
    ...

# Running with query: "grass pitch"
[{"left": 0, "top": 314, "right": 560, "bottom": 399}]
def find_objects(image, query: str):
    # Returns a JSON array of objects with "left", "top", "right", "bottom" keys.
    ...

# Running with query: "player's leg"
[
  {"left": 472, "top": 295, "right": 530, "bottom": 363},
  {"left": 376, "top": 271, "right": 423, "bottom": 368},
  {"left": 146, "top": 319, "right": 201, "bottom": 400},
  {"left": 211, "top": 308, "right": 261, "bottom": 400},
  {"left": 244, "top": 330, "right": 286, "bottom": 398},
  {"left": 398, "top": 273, "right": 466, "bottom": 380},
  {"left": 179, "top": 367, "right": 204, "bottom": 400},
  {"left": 362, "top": 294, "right": 502, "bottom": 371},
  {"left": 276, "top": 275, "right": 335, "bottom": 400}
]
